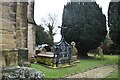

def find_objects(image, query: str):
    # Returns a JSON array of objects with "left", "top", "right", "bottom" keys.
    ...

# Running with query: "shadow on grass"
[{"left": 78, "top": 55, "right": 105, "bottom": 60}]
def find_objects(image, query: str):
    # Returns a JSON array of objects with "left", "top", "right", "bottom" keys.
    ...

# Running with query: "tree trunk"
[{"left": 77, "top": 50, "right": 89, "bottom": 59}]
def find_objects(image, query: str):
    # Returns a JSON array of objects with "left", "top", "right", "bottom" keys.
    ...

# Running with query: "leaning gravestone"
[{"left": 98, "top": 47, "right": 104, "bottom": 59}]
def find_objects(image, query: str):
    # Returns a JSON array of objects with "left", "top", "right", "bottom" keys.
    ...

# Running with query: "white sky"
[{"left": 34, "top": 0, "right": 111, "bottom": 42}]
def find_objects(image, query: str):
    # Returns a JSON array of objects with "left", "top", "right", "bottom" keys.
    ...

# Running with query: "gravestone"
[
  {"left": 98, "top": 47, "right": 104, "bottom": 59},
  {"left": 93, "top": 46, "right": 104, "bottom": 59}
]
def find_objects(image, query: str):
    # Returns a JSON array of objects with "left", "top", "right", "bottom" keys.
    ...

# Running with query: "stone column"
[{"left": 27, "top": 0, "right": 36, "bottom": 62}]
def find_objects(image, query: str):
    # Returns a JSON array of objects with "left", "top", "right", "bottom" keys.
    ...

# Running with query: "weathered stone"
[
  {"left": 71, "top": 41, "right": 78, "bottom": 63},
  {"left": 0, "top": 2, "right": 17, "bottom": 49},
  {"left": 28, "top": 23, "right": 36, "bottom": 61},
  {"left": 0, "top": 3, "right": 2, "bottom": 80},
  {"left": 1, "top": 49, "right": 18, "bottom": 67},
  {"left": 93, "top": 47, "right": 104, "bottom": 59},
  {"left": 27, "top": 0, "right": 35, "bottom": 23},
  {"left": 27, "top": 0, "right": 36, "bottom": 61},
  {"left": 98, "top": 47, "right": 104, "bottom": 59},
  {"left": 0, "top": 31, "right": 16, "bottom": 49},
  {"left": 18, "top": 48, "right": 28, "bottom": 67},
  {"left": 16, "top": 2, "right": 28, "bottom": 48},
  {"left": 0, "top": 0, "right": 36, "bottom": 67}
]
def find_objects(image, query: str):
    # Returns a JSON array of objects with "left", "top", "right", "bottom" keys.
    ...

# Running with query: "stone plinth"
[
  {"left": 1, "top": 49, "right": 18, "bottom": 67},
  {"left": 18, "top": 48, "right": 29, "bottom": 67}
]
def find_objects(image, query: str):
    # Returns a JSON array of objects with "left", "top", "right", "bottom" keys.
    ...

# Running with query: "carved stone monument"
[
  {"left": 71, "top": 41, "right": 78, "bottom": 64},
  {"left": 54, "top": 26, "right": 71, "bottom": 67}
]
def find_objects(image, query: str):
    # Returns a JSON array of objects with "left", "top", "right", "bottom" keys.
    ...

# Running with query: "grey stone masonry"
[
  {"left": 0, "top": 2, "right": 17, "bottom": 49},
  {"left": 27, "top": 0, "right": 36, "bottom": 59},
  {"left": 16, "top": 2, "right": 28, "bottom": 48}
]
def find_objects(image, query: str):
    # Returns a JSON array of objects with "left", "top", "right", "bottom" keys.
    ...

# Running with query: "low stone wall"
[{"left": 1, "top": 49, "right": 18, "bottom": 68}]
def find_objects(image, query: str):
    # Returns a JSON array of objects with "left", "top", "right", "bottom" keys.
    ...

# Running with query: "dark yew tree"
[
  {"left": 108, "top": 2, "right": 120, "bottom": 49},
  {"left": 62, "top": 2, "right": 107, "bottom": 57},
  {"left": 36, "top": 25, "right": 53, "bottom": 46}
]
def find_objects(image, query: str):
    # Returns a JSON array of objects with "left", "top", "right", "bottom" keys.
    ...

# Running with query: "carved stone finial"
[{"left": 71, "top": 41, "right": 76, "bottom": 46}]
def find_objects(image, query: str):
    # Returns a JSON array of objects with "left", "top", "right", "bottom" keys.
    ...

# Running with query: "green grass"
[
  {"left": 107, "top": 70, "right": 119, "bottom": 78},
  {"left": 31, "top": 55, "right": 119, "bottom": 78}
]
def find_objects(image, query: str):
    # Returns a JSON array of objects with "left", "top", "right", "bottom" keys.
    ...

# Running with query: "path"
[{"left": 66, "top": 64, "right": 118, "bottom": 78}]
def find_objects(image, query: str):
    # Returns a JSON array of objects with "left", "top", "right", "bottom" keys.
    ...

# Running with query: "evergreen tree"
[
  {"left": 108, "top": 2, "right": 120, "bottom": 48},
  {"left": 62, "top": 2, "right": 107, "bottom": 57},
  {"left": 36, "top": 25, "right": 53, "bottom": 46}
]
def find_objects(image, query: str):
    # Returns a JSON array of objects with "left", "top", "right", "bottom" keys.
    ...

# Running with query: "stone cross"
[{"left": 58, "top": 26, "right": 66, "bottom": 37}]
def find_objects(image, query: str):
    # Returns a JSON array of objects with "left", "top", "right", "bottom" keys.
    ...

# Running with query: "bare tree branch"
[{"left": 41, "top": 13, "right": 58, "bottom": 43}]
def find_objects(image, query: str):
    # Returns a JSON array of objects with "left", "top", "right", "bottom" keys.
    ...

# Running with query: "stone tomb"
[
  {"left": 36, "top": 26, "right": 72, "bottom": 68},
  {"left": 36, "top": 37, "right": 71, "bottom": 68},
  {"left": 36, "top": 52, "right": 54, "bottom": 66}
]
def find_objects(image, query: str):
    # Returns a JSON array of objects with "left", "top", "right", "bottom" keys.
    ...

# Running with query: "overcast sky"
[{"left": 34, "top": 0, "right": 111, "bottom": 42}]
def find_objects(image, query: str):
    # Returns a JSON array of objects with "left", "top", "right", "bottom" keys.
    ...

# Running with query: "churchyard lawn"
[
  {"left": 31, "top": 54, "right": 119, "bottom": 78},
  {"left": 107, "top": 70, "right": 119, "bottom": 78}
]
